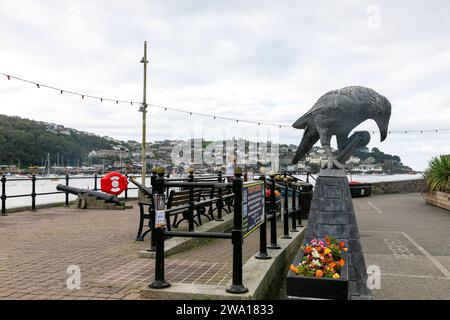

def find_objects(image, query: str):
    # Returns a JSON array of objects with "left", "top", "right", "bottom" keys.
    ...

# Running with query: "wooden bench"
[
  {"left": 167, "top": 189, "right": 212, "bottom": 229},
  {"left": 136, "top": 197, "right": 154, "bottom": 241},
  {"left": 135, "top": 185, "right": 234, "bottom": 240}
]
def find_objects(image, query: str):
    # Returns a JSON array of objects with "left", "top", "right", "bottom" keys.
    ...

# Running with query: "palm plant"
[{"left": 424, "top": 155, "right": 450, "bottom": 193}]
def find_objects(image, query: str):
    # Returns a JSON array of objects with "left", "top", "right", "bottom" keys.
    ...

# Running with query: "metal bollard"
[
  {"left": 31, "top": 174, "right": 36, "bottom": 211},
  {"left": 124, "top": 173, "right": 128, "bottom": 200},
  {"left": 281, "top": 182, "right": 291, "bottom": 239},
  {"left": 1, "top": 175, "right": 7, "bottom": 215},
  {"left": 65, "top": 174, "right": 69, "bottom": 207},
  {"left": 255, "top": 174, "right": 271, "bottom": 260},
  {"left": 188, "top": 169, "right": 195, "bottom": 232},
  {"left": 226, "top": 168, "right": 248, "bottom": 294},
  {"left": 267, "top": 174, "right": 281, "bottom": 249},
  {"left": 291, "top": 186, "right": 298, "bottom": 232},
  {"left": 94, "top": 173, "right": 98, "bottom": 191},
  {"left": 149, "top": 227, "right": 170, "bottom": 289}
]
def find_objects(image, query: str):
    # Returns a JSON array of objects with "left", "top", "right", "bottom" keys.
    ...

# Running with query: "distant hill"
[{"left": 0, "top": 114, "right": 121, "bottom": 167}]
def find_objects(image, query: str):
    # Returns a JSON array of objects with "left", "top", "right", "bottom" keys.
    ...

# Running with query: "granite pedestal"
[{"left": 303, "top": 169, "right": 372, "bottom": 300}]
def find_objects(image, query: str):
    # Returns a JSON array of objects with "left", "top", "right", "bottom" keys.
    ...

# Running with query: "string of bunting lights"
[{"left": 2, "top": 72, "right": 450, "bottom": 135}]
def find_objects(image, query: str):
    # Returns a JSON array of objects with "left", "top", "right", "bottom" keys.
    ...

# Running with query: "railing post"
[
  {"left": 267, "top": 173, "right": 281, "bottom": 249},
  {"left": 269, "top": 174, "right": 277, "bottom": 244},
  {"left": 298, "top": 187, "right": 303, "bottom": 227},
  {"left": 255, "top": 174, "right": 270, "bottom": 260},
  {"left": 281, "top": 180, "right": 291, "bottom": 239},
  {"left": 166, "top": 172, "right": 170, "bottom": 198},
  {"left": 188, "top": 168, "right": 195, "bottom": 232},
  {"left": 149, "top": 167, "right": 170, "bottom": 288},
  {"left": 65, "top": 174, "right": 69, "bottom": 207},
  {"left": 216, "top": 171, "right": 224, "bottom": 221},
  {"left": 291, "top": 186, "right": 298, "bottom": 232},
  {"left": 149, "top": 227, "right": 170, "bottom": 289},
  {"left": 1, "top": 174, "right": 7, "bottom": 215},
  {"left": 124, "top": 173, "right": 128, "bottom": 200},
  {"left": 147, "top": 168, "right": 158, "bottom": 251},
  {"left": 306, "top": 172, "right": 310, "bottom": 183},
  {"left": 31, "top": 174, "right": 36, "bottom": 211},
  {"left": 226, "top": 167, "right": 248, "bottom": 294},
  {"left": 94, "top": 173, "right": 98, "bottom": 191}
]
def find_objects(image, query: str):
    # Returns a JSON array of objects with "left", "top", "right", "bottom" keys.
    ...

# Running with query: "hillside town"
[{"left": 85, "top": 139, "right": 413, "bottom": 175}]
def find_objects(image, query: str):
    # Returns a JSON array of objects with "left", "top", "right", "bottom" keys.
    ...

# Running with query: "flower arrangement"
[
  {"left": 290, "top": 236, "right": 347, "bottom": 279},
  {"left": 265, "top": 188, "right": 281, "bottom": 198}
]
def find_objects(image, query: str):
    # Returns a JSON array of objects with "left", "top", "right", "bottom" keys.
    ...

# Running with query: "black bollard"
[
  {"left": 65, "top": 174, "right": 70, "bottom": 207},
  {"left": 281, "top": 180, "right": 291, "bottom": 239},
  {"left": 267, "top": 174, "right": 281, "bottom": 249},
  {"left": 291, "top": 186, "right": 298, "bottom": 232},
  {"left": 1, "top": 175, "right": 6, "bottom": 215},
  {"left": 226, "top": 168, "right": 248, "bottom": 294},
  {"left": 149, "top": 167, "right": 170, "bottom": 290},
  {"left": 149, "top": 227, "right": 170, "bottom": 289},
  {"left": 297, "top": 187, "right": 303, "bottom": 227},
  {"left": 216, "top": 172, "right": 224, "bottom": 221},
  {"left": 94, "top": 173, "right": 98, "bottom": 191},
  {"left": 31, "top": 174, "right": 36, "bottom": 211},
  {"left": 148, "top": 168, "right": 158, "bottom": 250},
  {"left": 188, "top": 168, "right": 195, "bottom": 232},
  {"left": 255, "top": 174, "right": 271, "bottom": 260}
]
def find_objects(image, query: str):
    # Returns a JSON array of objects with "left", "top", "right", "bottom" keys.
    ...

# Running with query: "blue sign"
[{"left": 242, "top": 181, "right": 265, "bottom": 238}]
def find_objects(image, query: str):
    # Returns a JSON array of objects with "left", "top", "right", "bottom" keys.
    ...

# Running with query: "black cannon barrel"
[
  {"left": 128, "top": 178, "right": 153, "bottom": 196},
  {"left": 56, "top": 184, "right": 119, "bottom": 203}
]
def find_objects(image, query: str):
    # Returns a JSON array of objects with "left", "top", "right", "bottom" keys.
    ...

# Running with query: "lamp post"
[{"left": 140, "top": 41, "right": 149, "bottom": 187}]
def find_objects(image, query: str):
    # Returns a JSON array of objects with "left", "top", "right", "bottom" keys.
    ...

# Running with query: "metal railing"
[
  {"left": 147, "top": 169, "right": 313, "bottom": 294},
  {"left": 0, "top": 172, "right": 202, "bottom": 215}
]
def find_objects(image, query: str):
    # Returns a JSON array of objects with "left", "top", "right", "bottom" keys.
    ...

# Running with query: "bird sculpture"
[{"left": 292, "top": 86, "right": 391, "bottom": 169}]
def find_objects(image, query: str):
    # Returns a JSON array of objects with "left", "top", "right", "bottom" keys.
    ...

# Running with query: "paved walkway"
[
  {"left": 0, "top": 193, "right": 448, "bottom": 300},
  {"left": 354, "top": 193, "right": 450, "bottom": 299},
  {"left": 0, "top": 202, "right": 287, "bottom": 300}
]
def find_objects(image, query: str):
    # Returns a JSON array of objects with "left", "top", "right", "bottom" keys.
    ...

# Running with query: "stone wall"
[{"left": 371, "top": 179, "right": 425, "bottom": 195}]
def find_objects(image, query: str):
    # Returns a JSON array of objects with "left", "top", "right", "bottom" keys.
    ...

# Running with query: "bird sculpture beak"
[
  {"left": 292, "top": 117, "right": 303, "bottom": 129},
  {"left": 376, "top": 118, "right": 389, "bottom": 142}
]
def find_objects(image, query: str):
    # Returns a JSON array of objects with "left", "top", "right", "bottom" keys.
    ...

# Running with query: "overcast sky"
[{"left": 1, "top": 0, "right": 449, "bottom": 170}]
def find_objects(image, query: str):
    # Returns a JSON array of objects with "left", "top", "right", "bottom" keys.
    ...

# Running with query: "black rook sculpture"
[{"left": 292, "top": 86, "right": 392, "bottom": 299}]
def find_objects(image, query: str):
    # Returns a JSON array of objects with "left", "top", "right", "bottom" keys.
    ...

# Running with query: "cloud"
[{"left": 0, "top": 0, "right": 449, "bottom": 170}]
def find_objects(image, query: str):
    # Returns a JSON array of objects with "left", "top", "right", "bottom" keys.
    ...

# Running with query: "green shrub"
[{"left": 424, "top": 155, "right": 450, "bottom": 193}]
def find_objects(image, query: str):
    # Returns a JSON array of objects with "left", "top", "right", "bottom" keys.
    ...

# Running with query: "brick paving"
[{"left": 0, "top": 201, "right": 289, "bottom": 300}]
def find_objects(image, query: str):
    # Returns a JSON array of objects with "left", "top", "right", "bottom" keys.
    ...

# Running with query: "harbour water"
[{"left": 1, "top": 173, "right": 423, "bottom": 210}]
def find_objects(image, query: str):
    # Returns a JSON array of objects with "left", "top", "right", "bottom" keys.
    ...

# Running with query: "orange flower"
[
  {"left": 329, "top": 262, "right": 337, "bottom": 269},
  {"left": 304, "top": 246, "right": 312, "bottom": 254},
  {"left": 338, "top": 259, "right": 345, "bottom": 267},
  {"left": 339, "top": 241, "right": 345, "bottom": 249},
  {"left": 325, "top": 236, "right": 331, "bottom": 246},
  {"left": 343, "top": 248, "right": 348, "bottom": 252},
  {"left": 290, "top": 265, "right": 299, "bottom": 274},
  {"left": 315, "top": 270, "right": 324, "bottom": 278}
]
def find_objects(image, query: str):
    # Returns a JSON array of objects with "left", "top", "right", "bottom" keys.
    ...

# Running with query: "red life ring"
[{"left": 101, "top": 172, "right": 128, "bottom": 196}]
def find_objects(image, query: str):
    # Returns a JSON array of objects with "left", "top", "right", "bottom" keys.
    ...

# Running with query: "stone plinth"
[{"left": 303, "top": 169, "right": 371, "bottom": 300}]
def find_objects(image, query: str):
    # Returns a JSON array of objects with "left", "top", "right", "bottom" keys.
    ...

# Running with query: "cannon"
[{"left": 56, "top": 184, "right": 130, "bottom": 210}]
